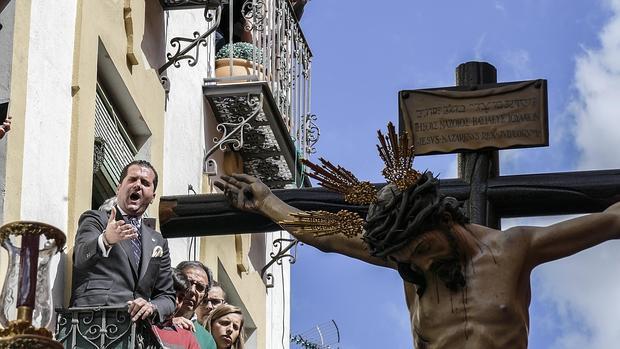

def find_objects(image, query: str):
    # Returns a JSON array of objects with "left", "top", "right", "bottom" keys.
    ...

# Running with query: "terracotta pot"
[{"left": 214, "top": 58, "right": 263, "bottom": 82}]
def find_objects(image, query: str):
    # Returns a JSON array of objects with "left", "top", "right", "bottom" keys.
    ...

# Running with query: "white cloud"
[
  {"left": 539, "top": 242, "right": 620, "bottom": 349},
  {"left": 550, "top": 5, "right": 620, "bottom": 344},
  {"left": 572, "top": 0, "right": 620, "bottom": 170},
  {"left": 556, "top": 4, "right": 620, "bottom": 343}
]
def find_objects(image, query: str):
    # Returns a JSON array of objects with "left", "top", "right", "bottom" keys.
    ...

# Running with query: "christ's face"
[{"left": 390, "top": 230, "right": 453, "bottom": 272}]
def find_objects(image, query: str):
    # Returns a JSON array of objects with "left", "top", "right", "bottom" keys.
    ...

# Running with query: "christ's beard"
[{"left": 430, "top": 258, "right": 466, "bottom": 292}]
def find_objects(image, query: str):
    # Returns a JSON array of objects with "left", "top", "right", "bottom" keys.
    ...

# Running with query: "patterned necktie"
[{"left": 128, "top": 217, "right": 142, "bottom": 268}]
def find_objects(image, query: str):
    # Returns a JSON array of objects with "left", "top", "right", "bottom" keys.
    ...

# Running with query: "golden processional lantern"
[{"left": 0, "top": 221, "right": 65, "bottom": 348}]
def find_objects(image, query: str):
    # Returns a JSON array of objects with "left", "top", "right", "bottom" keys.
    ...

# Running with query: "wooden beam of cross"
[{"left": 158, "top": 168, "right": 620, "bottom": 238}]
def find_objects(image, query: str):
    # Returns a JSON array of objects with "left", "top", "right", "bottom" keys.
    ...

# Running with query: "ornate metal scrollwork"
[
  {"left": 260, "top": 238, "right": 298, "bottom": 288},
  {"left": 203, "top": 94, "right": 264, "bottom": 171},
  {"left": 166, "top": 31, "right": 209, "bottom": 68},
  {"left": 304, "top": 113, "right": 319, "bottom": 154},
  {"left": 301, "top": 45, "right": 311, "bottom": 80},
  {"left": 242, "top": 0, "right": 266, "bottom": 32},
  {"left": 55, "top": 306, "right": 161, "bottom": 349},
  {"left": 158, "top": 0, "right": 225, "bottom": 83}
]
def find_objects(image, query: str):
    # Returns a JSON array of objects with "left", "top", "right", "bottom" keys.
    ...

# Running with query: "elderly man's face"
[{"left": 177, "top": 267, "right": 209, "bottom": 318}]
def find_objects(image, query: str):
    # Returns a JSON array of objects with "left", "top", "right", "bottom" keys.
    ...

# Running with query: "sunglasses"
[
  {"left": 189, "top": 280, "right": 208, "bottom": 294},
  {"left": 202, "top": 298, "right": 226, "bottom": 307}
]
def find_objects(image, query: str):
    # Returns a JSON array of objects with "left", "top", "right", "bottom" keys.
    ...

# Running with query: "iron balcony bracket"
[
  {"left": 158, "top": 0, "right": 228, "bottom": 87},
  {"left": 260, "top": 237, "right": 298, "bottom": 288}
]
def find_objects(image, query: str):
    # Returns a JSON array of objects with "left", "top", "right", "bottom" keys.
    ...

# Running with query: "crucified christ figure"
[{"left": 215, "top": 123, "right": 620, "bottom": 349}]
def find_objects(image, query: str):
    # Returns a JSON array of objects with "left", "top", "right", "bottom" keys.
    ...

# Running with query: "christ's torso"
[{"left": 405, "top": 227, "right": 532, "bottom": 349}]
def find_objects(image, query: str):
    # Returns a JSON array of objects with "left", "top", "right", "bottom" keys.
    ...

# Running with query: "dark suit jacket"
[{"left": 70, "top": 209, "right": 175, "bottom": 323}]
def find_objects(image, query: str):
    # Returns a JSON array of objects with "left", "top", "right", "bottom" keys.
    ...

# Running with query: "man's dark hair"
[
  {"left": 176, "top": 261, "right": 214, "bottom": 290},
  {"left": 172, "top": 268, "right": 190, "bottom": 293},
  {"left": 119, "top": 160, "right": 159, "bottom": 190},
  {"left": 363, "top": 171, "right": 469, "bottom": 296}
]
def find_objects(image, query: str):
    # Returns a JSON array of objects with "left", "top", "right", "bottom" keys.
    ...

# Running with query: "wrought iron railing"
[
  {"left": 214, "top": 0, "right": 318, "bottom": 156},
  {"left": 55, "top": 306, "right": 163, "bottom": 349}
]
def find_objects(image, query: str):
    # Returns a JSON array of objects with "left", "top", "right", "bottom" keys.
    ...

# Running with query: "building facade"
[{"left": 0, "top": 0, "right": 314, "bottom": 348}]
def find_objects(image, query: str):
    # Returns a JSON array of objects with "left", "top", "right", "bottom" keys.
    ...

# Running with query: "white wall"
[
  {"left": 161, "top": 7, "right": 214, "bottom": 261},
  {"left": 21, "top": 0, "right": 76, "bottom": 228},
  {"left": 265, "top": 230, "right": 292, "bottom": 349},
  {"left": 20, "top": 0, "right": 77, "bottom": 327}
]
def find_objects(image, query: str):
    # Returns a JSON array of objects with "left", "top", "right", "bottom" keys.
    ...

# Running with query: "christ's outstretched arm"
[
  {"left": 517, "top": 201, "right": 620, "bottom": 269},
  {"left": 215, "top": 174, "right": 392, "bottom": 268}
]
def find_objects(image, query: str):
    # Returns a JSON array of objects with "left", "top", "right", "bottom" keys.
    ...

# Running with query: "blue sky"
[{"left": 290, "top": 0, "right": 620, "bottom": 348}]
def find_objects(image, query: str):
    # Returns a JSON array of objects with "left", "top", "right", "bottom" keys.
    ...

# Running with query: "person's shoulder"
[
  {"left": 80, "top": 208, "right": 107, "bottom": 216},
  {"left": 502, "top": 225, "right": 537, "bottom": 237},
  {"left": 78, "top": 209, "right": 108, "bottom": 223},
  {"left": 193, "top": 321, "right": 209, "bottom": 334},
  {"left": 490, "top": 224, "right": 536, "bottom": 253}
]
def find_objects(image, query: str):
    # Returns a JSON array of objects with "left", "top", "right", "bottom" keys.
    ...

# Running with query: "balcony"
[{"left": 203, "top": 0, "right": 317, "bottom": 189}]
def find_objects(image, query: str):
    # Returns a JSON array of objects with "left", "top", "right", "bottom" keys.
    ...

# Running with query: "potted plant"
[{"left": 214, "top": 42, "right": 264, "bottom": 80}]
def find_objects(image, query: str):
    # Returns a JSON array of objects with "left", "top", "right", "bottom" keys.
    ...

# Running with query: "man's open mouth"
[{"left": 129, "top": 192, "right": 141, "bottom": 201}]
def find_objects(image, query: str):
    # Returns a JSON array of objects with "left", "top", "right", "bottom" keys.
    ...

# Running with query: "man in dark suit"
[{"left": 70, "top": 160, "right": 175, "bottom": 323}]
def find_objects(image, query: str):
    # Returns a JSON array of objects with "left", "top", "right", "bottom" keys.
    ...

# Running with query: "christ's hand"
[{"left": 214, "top": 174, "right": 272, "bottom": 213}]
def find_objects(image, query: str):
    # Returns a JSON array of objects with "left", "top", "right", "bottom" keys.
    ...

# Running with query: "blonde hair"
[{"left": 206, "top": 304, "right": 245, "bottom": 349}]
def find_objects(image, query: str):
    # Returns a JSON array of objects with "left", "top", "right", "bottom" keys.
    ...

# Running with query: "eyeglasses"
[
  {"left": 189, "top": 280, "right": 208, "bottom": 294},
  {"left": 203, "top": 298, "right": 226, "bottom": 307}
]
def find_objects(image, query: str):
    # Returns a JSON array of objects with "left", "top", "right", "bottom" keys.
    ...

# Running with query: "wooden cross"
[{"left": 158, "top": 62, "right": 620, "bottom": 238}]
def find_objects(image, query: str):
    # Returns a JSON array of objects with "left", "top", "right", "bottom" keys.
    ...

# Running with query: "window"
[{"left": 91, "top": 83, "right": 138, "bottom": 209}]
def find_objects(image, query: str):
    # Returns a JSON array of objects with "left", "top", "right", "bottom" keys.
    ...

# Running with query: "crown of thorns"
[{"left": 279, "top": 122, "right": 426, "bottom": 241}]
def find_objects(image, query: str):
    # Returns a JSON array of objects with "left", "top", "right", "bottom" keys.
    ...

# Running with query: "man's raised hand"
[{"left": 104, "top": 206, "right": 138, "bottom": 245}]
